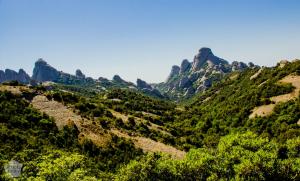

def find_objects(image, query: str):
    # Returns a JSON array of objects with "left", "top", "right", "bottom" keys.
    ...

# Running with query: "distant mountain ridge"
[
  {"left": 0, "top": 58, "right": 164, "bottom": 98},
  {"left": 154, "top": 47, "right": 258, "bottom": 99},
  {"left": 0, "top": 68, "right": 31, "bottom": 84},
  {"left": 0, "top": 47, "right": 258, "bottom": 99}
]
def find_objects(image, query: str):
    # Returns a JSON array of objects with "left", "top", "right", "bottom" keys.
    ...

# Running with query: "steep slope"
[
  {"left": 1, "top": 59, "right": 300, "bottom": 180},
  {"left": 165, "top": 59, "right": 300, "bottom": 148},
  {"left": 155, "top": 47, "right": 257, "bottom": 99},
  {"left": 250, "top": 74, "right": 300, "bottom": 118}
]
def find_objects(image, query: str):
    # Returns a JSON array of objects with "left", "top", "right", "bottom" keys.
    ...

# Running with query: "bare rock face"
[
  {"left": 184, "top": 87, "right": 195, "bottom": 97},
  {"left": 98, "top": 77, "right": 109, "bottom": 82},
  {"left": 5, "top": 69, "right": 19, "bottom": 81},
  {"left": 113, "top": 75, "right": 125, "bottom": 83},
  {"left": 75, "top": 69, "right": 85, "bottom": 78},
  {"left": 231, "top": 61, "right": 248, "bottom": 71},
  {"left": 196, "top": 78, "right": 212, "bottom": 93},
  {"left": 192, "top": 47, "right": 224, "bottom": 71},
  {"left": 180, "top": 59, "right": 191, "bottom": 74},
  {"left": 0, "top": 70, "right": 5, "bottom": 82},
  {"left": 18, "top": 69, "right": 31, "bottom": 83},
  {"left": 137, "top": 78, "right": 152, "bottom": 90},
  {"left": 136, "top": 78, "right": 164, "bottom": 98},
  {"left": 32, "top": 58, "right": 60, "bottom": 82},
  {"left": 155, "top": 47, "right": 258, "bottom": 99},
  {"left": 166, "top": 65, "right": 180, "bottom": 82},
  {"left": 0, "top": 68, "right": 30, "bottom": 84},
  {"left": 179, "top": 77, "right": 192, "bottom": 89}
]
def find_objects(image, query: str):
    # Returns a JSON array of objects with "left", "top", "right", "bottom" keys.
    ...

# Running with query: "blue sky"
[{"left": 0, "top": 0, "right": 300, "bottom": 83}]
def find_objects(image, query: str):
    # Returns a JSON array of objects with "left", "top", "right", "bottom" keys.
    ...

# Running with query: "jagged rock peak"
[
  {"left": 32, "top": 58, "right": 60, "bottom": 82},
  {"left": 0, "top": 70, "right": 5, "bottom": 83},
  {"left": 166, "top": 65, "right": 180, "bottom": 82},
  {"left": 231, "top": 61, "right": 248, "bottom": 71},
  {"left": 75, "top": 69, "right": 85, "bottom": 78},
  {"left": 0, "top": 68, "right": 30, "bottom": 83},
  {"left": 113, "top": 75, "right": 125, "bottom": 83},
  {"left": 180, "top": 59, "right": 191, "bottom": 74},
  {"left": 192, "top": 47, "right": 225, "bottom": 71},
  {"left": 18, "top": 69, "right": 31, "bottom": 83},
  {"left": 137, "top": 78, "right": 152, "bottom": 90},
  {"left": 35, "top": 58, "right": 48, "bottom": 66}
]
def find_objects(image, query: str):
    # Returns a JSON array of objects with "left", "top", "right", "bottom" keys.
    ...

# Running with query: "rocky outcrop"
[
  {"left": 184, "top": 87, "right": 195, "bottom": 97},
  {"left": 192, "top": 47, "right": 226, "bottom": 71},
  {"left": 98, "top": 77, "right": 109, "bottom": 82},
  {"left": 113, "top": 75, "right": 126, "bottom": 83},
  {"left": 75, "top": 69, "right": 85, "bottom": 78},
  {"left": 179, "top": 77, "right": 192, "bottom": 89},
  {"left": 0, "top": 70, "right": 5, "bottom": 82},
  {"left": 136, "top": 78, "right": 164, "bottom": 98},
  {"left": 155, "top": 47, "right": 258, "bottom": 99},
  {"left": 231, "top": 61, "right": 248, "bottom": 71},
  {"left": 32, "top": 58, "right": 60, "bottom": 82},
  {"left": 196, "top": 78, "right": 212, "bottom": 93},
  {"left": 0, "top": 68, "right": 31, "bottom": 84},
  {"left": 166, "top": 65, "right": 180, "bottom": 82},
  {"left": 18, "top": 69, "right": 31, "bottom": 83},
  {"left": 180, "top": 59, "right": 191, "bottom": 74},
  {"left": 137, "top": 79, "right": 152, "bottom": 90}
]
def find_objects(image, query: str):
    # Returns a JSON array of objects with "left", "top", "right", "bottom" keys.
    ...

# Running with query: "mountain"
[
  {"left": 155, "top": 47, "right": 258, "bottom": 99},
  {"left": 0, "top": 48, "right": 256, "bottom": 100},
  {"left": 0, "top": 68, "right": 31, "bottom": 84},
  {"left": 0, "top": 58, "right": 165, "bottom": 99},
  {"left": 0, "top": 58, "right": 299, "bottom": 180}
]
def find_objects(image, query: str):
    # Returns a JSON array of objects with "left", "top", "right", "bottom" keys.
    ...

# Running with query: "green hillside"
[{"left": 1, "top": 60, "right": 300, "bottom": 180}]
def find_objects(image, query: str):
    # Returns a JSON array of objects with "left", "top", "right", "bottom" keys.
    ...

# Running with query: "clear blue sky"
[{"left": 0, "top": 0, "right": 300, "bottom": 83}]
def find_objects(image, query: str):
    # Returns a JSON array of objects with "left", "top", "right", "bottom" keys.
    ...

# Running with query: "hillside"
[{"left": 1, "top": 59, "right": 300, "bottom": 180}]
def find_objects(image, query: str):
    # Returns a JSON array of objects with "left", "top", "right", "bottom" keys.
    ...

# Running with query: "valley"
[{"left": 0, "top": 58, "right": 299, "bottom": 180}]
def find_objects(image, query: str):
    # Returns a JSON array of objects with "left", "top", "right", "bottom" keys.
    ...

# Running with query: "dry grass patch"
[
  {"left": 249, "top": 104, "right": 276, "bottom": 119},
  {"left": 229, "top": 73, "right": 239, "bottom": 80},
  {"left": 0, "top": 85, "right": 30, "bottom": 95},
  {"left": 111, "top": 129, "right": 185, "bottom": 159},
  {"left": 110, "top": 109, "right": 172, "bottom": 136},
  {"left": 249, "top": 74, "right": 300, "bottom": 119},
  {"left": 270, "top": 75, "right": 300, "bottom": 103},
  {"left": 250, "top": 68, "right": 264, "bottom": 80},
  {"left": 31, "top": 95, "right": 111, "bottom": 147}
]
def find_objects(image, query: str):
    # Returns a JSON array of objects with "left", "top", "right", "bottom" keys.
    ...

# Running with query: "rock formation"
[
  {"left": 166, "top": 65, "right": 180, "bottom": 82},
  {"left": 0, "top": 70, "right": 5, "bottom": 82},
  {"left": 180, "top": 59, "right": 191, "bottom": 74},
  {"left": 192, "top": 47, "right": 226, "bottom": 71},
  {"left": 154, "top": 47, "right": 258, "bottom": 99},
  {"left": 32, "top": 58, "right": 60, "bottom": 82},
  {"left": 136, "top": 78, "right": 164, "bottom": 98},
  {"left": 137, "top": 78, "right": 152, "bottom": 90},
  {"left": 0, "top": 68, "right": 31, "bottom": 84},
  {"left": 113, "top": 75, "right": 125, "bottom": 83},
  {"left": 75, "top": 69, "right": 85, "bottom": 78}
]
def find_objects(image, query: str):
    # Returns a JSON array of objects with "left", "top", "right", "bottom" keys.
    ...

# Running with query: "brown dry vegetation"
[
  {"left": 31, "top": 95, "right": 111, "bottom": 147},
  {"left": 31, "top": 95, "right": 182, "bottom": 157},
  {"left": 111, "top": 129, "right": 185, "bottom": 159},
  {"left": 250, "top": 68, "right": 264, "bottom": 80},
  {"left": 0, "top": 85, "right": 29, "bottom": 95},
  {"left": 249, "top": 74, "right": 300, "bottom": 118}
]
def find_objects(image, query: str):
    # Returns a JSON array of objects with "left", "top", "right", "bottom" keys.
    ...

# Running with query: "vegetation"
[{"left": 1, "top": 60, "right": 299, "bottom": 180}]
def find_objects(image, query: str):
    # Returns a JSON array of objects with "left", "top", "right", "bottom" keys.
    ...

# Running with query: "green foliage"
[
  {"left": 1, "top": 61, "right": 299, "bottom": 180},
  {"left": 114, "top": 132, "right": 300, "bottom": 180}
]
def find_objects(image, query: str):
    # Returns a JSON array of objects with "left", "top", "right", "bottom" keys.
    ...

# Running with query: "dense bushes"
[
  {"left": 167, "top": 61, "right": 300, "bottom": 149},
  {"left": 1, "top": 61, "right": 299, "bottom": 180},
  {"left": 0, "top": 91, "right": 142, "bottom": 180},
  {"left": 114, "top": 132, "right": 300, "bottom": 180}
]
